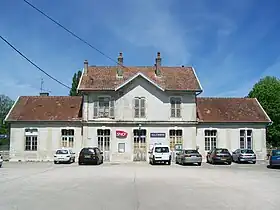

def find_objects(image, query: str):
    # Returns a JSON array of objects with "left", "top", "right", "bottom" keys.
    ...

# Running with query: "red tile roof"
[
  {"left": 197, "top": 97, "right": 271, "bottom": 123},
  {"left": 5, "top": 96, "right": 270, "bottom": 123},
  {"left": 5, "top": 96, "right": 82, "bottom": 122},
  {"left": 78, "top": 66, "right": 202, "bottom": 91}
]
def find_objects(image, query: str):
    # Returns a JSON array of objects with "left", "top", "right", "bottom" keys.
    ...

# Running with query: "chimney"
[
  {"left": 84, "top": 60, "right": 88, "bottom": 74},
  {"left": 155, "top": 52, "right": 161, "bottom": 76},
  {"left": 117, "top": 52, "right": 123, "bottom": 77},
  {"left": 40, "top": 92, "right": 49, "bottom": 96}
]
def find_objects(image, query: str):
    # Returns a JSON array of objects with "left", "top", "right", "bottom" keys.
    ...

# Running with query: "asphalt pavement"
[{"left": 0, "top": 161, "right": 279, "bottom": 210}]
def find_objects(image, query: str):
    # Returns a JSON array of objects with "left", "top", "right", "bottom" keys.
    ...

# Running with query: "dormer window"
[{"left": 93, "top": 96, "right": 114, "bottom": 118}]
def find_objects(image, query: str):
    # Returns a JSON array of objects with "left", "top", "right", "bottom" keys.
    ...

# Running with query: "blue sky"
[{"left": 1, "top": 0, "right": 280, "bottom": 100}]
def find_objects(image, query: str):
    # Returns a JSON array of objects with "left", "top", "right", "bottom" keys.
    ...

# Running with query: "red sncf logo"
[{"left": 116, "top": 130, "right": 128, "bottom": 138}]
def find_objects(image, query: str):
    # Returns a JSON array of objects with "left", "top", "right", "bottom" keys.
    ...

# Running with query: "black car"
[
  {"left": 207, "top": 148, "right": 232, "bottom": 165},
  {"left": 78, "top": 147, "right": 104, "bottom": 165}
]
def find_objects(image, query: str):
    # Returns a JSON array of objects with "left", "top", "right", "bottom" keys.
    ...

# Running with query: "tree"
[
  {"left": 248, "top": 76, "right": 280, "bottom": 147},
  {"left": 0, "top": 94, "right": 14, "bottom": 146},
  {"left": 69, "top": 70, "right": 82, "bottom": 96}
]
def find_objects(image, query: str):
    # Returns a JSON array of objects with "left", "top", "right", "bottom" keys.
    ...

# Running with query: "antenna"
[{"left": 39, "top": 77, "right": 52, "bottom": 96}]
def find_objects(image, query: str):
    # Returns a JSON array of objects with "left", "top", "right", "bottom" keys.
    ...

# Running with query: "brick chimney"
[
  {"left": 117, "top": 52, "right": 123, "bottom": 77},
  {"left": 155, "top": 52, "right": 161, "bottom": 76},
  {"left": 84, "top": 60, "right": 88, "bottom": 74}
]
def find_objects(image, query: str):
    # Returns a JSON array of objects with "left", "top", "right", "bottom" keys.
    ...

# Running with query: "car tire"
[
  {"left": 101, "top": 156, "right": 104, "bottom": 164},
  {"left": 73, "top": 158, "right": 75, "bottom": 163},
  {"left": 175, "top": 158, "right": 179, "bottom": 164},
  {"left": 198, "top": 162, "right": 202, "bottom": 166},
  {"left": 237, "top": 158, "right": 241, "bottom": 164},
  {"left": 54, "top": 161, "right": 58, "bottom": 164},
  {"left": 227, "top": 161, "right": 232, "bottom": 165},
  {"left": 167, "top": 160, "right": 171, "bottom": 165},
  {"left": 252, "top": 161, "right": 256, "bottom": 164},
  {"left": 206, "top": 157, "right": 209, "bottom": 163},
  {"left": 78, "top": 161, "right": 82, "bottom": 165}
]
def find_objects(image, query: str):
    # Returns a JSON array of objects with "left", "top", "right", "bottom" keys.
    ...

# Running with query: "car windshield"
[
  {"left": 56, "top": 150, "right": 69, "bottom": 154},
  {"left": 185, "top": 150, "right": 198, "bottom": 154},
  {"left": 272, "top": 150, "right": 280, "bottom": 156},
  {"left": 241, "top": 149, "right": 254, "bottom": 154},
  {"left": 216, "top": 149, "right": 229, "bottom": 154},
  {"left": 155, "top": 147, "right": 169, "bottom": 153},
  {"left": 83, "top": 148, "right": 95, "bottom": 154}
]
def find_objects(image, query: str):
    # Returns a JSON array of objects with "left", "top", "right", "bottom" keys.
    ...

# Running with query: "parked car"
[
  {"left": 0, "top": 154, "right": 3, "bottom": 168},
  {"left": 54, "top": 148, "right": 75, "bottom": 164},
  {"left": 149, "top": 145, "right": 171, "bottom": 165},
  {"left": 232, "top": 149, "right": 256, "bottom": 164},
  {"left": 78, "top": 147, "right": 103, "bottom": 165},
  {"left": 206, "top": 148, "right": 232, "bottom": 165},
  {"left": 268, "top": 149, "right": 280, "bottom": 168},
  {"left": 175, "top": 149, "right": 202, "bottom": 166}
]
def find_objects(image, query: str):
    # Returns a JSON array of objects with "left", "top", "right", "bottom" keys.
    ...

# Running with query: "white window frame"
[
  {"left": 240, "top": 129, "right": 253, "bottom": 149},
  {"left": 118, "top": 143, "right": 125, "bottom": 153},
  {"left": 204, "top": 129, "right": 217, "bottom": 151},
  {"left": 97, "top": 128, "right": 111, "bottom": 152},
  {"left": 61, "top": 129, "right": 75, "bottom": 148},
  {"left": 24, "top": 128, "right": 38, "bottom": 151},
  {"left": 170, "top": 96, "right": 182, "bottom": 118},
  {"left": 169, "top": 128, "right": 183, "bottom": 150},
  {"left": 94, "top": 96, "right": 115, "bottom": 118},
  {"left": 134, "top": 97, "right": 146, "bottom": 118}
]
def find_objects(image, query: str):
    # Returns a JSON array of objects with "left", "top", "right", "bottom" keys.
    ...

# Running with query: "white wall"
[
  {"left": 9, "top": 122, "right": 82, "bottom": 162},
  {"left": 83, "top": 77, "right": 197, "bottom": 122},
  {"left": 197, "top": 123, "right": 267, "bottom": 161},
  {"left": 83, "top": 124, "right": 197, "bottom": 162}
]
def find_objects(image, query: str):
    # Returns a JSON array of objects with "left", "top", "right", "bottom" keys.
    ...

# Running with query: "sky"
[{"left": 1, "top": 0, "right": 280, "bottom": 100}]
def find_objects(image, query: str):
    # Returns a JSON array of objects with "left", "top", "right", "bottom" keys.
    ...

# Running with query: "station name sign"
[{"left": 150, "top": 133, "right": 166, "bottom": 138}]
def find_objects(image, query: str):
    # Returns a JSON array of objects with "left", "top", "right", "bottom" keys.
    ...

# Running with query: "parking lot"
[{"left": 0, "top": 161, "right": 279, "bottom": 210}]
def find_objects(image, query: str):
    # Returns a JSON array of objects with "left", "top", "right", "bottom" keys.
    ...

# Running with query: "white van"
[{"left": 149, "top": 145, "right": 171, "bottom": 165}]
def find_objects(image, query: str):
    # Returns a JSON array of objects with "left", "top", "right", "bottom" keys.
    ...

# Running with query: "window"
[
  {"left": 93, "top": 96, "right": 114, "bottom": 118},
  {"left": 97, "top": 129, "right": 110, "bottom": 152},
  {"left": 61, "top": 129, "right": 74, "bottom": 148},
  {"left": 170, "top": 97, "right": 181, "bottom": 118},
  {"left": 204, "top": 130, "right": 217, "bottom": 151},
  {"left": 25, "top": 136, "right": 38, "bottom": 151},
  {"left": 118, "top": 143, "right": 125, "bottom": 153},
  {"left": 134, "top": 97, "right": 146, "bottom": 118},
  {"left": 169, "top": 129, "right": 183, "bottom": 150},
  {"left": 56, "top": 149, "right": 69, "bottom": 154},
  {"left": 240, "top": 129, "right": 253, "bottom": 149},
  {"left": 25, "top": 128, "right": 38, "bottom": 151},
  {"left": 155, "top": 147, "right": 169, "bottom": 153}
]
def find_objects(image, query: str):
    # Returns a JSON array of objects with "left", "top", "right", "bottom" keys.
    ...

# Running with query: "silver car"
[
  {"left": 175, "top": 149, "right": 202, "bottom": 166},
  {"left": 232, "top": 149, "right": 256, "bottom": 164}
]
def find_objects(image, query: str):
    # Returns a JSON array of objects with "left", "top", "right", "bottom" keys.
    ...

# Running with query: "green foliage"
[
  {"left": 0, "top": 94, "right": 13, "bottom": 146},
  {"left": 248, "top": 76, "right": 280, "bottom": 147},
  {"left": 69, "top": 70, "right": 82, "bottom": 96}
]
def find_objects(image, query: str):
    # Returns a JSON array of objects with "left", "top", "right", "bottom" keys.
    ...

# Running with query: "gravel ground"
[{"left": 0, "top": 161, "right": 279, "bottom": 210}]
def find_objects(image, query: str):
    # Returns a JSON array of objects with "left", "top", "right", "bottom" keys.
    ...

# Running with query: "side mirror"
[
  {"left": 73, "top": 152, "right": 75, "bottom": 155},
  {"left": 100, "top": 151, "right": 103, "bottom": 155}
]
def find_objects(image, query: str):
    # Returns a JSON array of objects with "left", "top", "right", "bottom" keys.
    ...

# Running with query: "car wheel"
[
  {"left": 78, "top": 161, "right": 82, "bottom": 165},
  {"left": 73, "top": 158, "right": 75, "bottom": 163},
  {"left": 167, "top": 160, "right": 171, "bottom": 165},
  {"left": 101, "top": 156, "right": 104, "bottom": 164},
  {"left": 227, "top": 161, "right": 232, "bottom": 165},
  {"left": 237, "top": 158, "right": 241, "bottom": 164},
  {"left": 206, "top": 157, "right": 209, "bottom": 163},
  {"left": 54, "top": 161, "right": 58, "bottom": 164},
  {"left": 197, "top": 162, "right": 202, "bottom": 166},
  {"left": 175, "top": 158, "right": 179, "bottom": 164},
  {"left": 252, "top": 161, "right": 256, "bottom": 164}
]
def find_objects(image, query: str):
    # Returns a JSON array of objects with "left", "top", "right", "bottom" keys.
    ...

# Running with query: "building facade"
[{"left": 5, "top": 52, "right": 271, "bottom": 162}]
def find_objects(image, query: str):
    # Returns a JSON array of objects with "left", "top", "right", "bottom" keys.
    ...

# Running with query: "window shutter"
[
  {"left": 134, "top": 98, "right": 140, "bottom": 118},
  {"left": 93, "top": 101, "right": 98, "bottom": 118},
  {"left": 109, "top": 100, "right": 115, "bottom": 118},
  {"left": 140, "top": 98, "right": 145, "bottom": 117}
]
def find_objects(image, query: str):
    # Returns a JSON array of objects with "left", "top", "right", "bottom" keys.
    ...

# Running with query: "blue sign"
[
  {"left": 0, "top": 134, "right": 8, "bottom": 139},
  {"left": 150, "top": 133, "right": 166, "bottom": 138}
]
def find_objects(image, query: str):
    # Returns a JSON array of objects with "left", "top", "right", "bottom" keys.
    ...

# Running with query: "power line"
[
  {"left": 0, "top": 35, "right": 71, "bottom": 89},
  {"left": 23, "top": 0, "right": 121, "bottom": 66}
]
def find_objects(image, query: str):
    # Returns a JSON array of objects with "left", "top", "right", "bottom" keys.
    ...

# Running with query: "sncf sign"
[{"left": 116, "top": 130, "right": 128, "bottom": 138}]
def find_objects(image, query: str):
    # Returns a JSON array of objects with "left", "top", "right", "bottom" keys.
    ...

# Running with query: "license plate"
[
  {"left": 191, "top": 156, "right": 196, "bottom": 158},
  {"left": 84, "top": 155, "right": 91, "bottom": 158},
  {"left": 277, "top": 157, "right": 280, "bottom": 160},
  {"left": 221, "top": 158, "right": 226, "bottom": 161}
]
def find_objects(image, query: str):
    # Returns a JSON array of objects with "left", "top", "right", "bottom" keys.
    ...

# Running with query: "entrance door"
[
  {"left": 169, "top": 129, "right": 183, "bottom": 162},
  {"left": 97, "top": 129, "right": 110, "bottom": 161},
  {"left": 133, "top": 129, "right": 147, "bottom": 161}
]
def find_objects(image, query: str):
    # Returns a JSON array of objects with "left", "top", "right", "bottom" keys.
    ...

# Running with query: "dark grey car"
[{"left": 232, "top": 149, "right": 256, "bottom": 164}]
